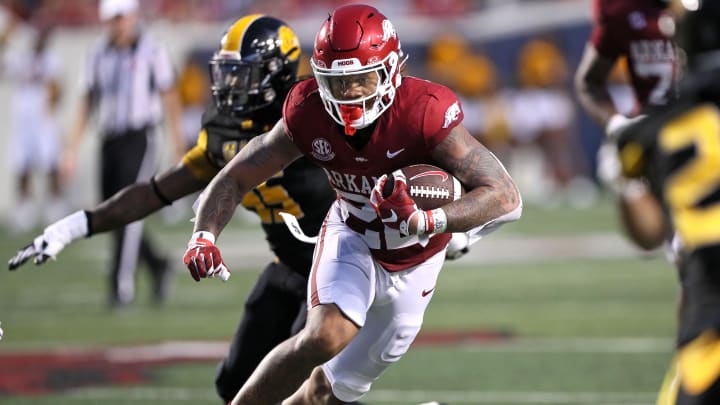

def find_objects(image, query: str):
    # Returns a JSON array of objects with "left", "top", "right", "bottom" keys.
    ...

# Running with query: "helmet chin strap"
[{"left": 340, "top": 105, "right": 363, "bottom": 136}]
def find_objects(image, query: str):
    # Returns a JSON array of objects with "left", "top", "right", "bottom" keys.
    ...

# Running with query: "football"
[{"left": 382, "top": 164, "right": 465, "bottom": 210}]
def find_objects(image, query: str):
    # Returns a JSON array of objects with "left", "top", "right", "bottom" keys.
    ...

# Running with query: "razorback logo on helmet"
[
  {"left": 382, "top": 19, "right": 397, "bottom": 41},
  {"left": 442, "top": 101, "right": 461, "bottom": 129},
  {"left": 311, "top": 4, "right": 404, "bottom": 132}
]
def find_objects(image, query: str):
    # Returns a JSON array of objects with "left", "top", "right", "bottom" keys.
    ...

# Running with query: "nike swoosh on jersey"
[
  {"left": 421, "top": 288, "right": 435, "bottom": 297},
  {"left": 381, "top": 209, "right": 398, "bottom": 223},
  {"left": 386, "top": 148, "right": 405, "bottom": 158}
]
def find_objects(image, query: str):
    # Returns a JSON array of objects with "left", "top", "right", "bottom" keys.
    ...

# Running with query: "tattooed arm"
[
  {"left": 431, "top": 123, "right": 522, "bottom": 233},
  {"left": 193, "top": 120, "right": 303, "bottom": 237}
]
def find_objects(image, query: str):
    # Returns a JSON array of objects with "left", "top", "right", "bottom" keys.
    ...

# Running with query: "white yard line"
[
  {"left": 367, "top": 389, "right": 658, "bottom": 404},
  {"left": 461, "top": 337, "right": 673, "bottom": 354},
  {"left": 66, "top": 386, "right": 658, "bottom": 404},
  {"left": 21, "top": 336, "right": 671, "bottom": 362}
]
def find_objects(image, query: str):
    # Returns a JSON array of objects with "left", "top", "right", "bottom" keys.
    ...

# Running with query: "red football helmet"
[{"left": 311, "top": 4, "right": 406, "bottom": 135}]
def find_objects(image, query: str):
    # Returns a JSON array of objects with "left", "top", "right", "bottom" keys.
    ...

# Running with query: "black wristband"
[{"left": 150, "top": 176, "right": 173, "bottom": 206}]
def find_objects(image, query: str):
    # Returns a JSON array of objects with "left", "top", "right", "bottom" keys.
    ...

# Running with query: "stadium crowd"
[{"left": 0, "top": 0, "right": 604, "bottom": 222}]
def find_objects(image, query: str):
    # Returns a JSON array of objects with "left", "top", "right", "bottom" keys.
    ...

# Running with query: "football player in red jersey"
[
  {"left": 184, "top": 4, "right": 522, "bottom": 404},
  {"left": 7, "top": 15, "right": 338, "bottom": 404},
  {"left": 575, "top": 0, "right": 676, "bottom": 250}
]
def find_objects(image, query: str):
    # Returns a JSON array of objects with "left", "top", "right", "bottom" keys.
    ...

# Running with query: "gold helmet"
[{"left": 209, "top": 15, "right": 301, "bottom": 114}]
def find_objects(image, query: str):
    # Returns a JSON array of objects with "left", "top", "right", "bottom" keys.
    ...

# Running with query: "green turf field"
[{"left": 0, "top": 200, "right": 679, "bottom": 404}]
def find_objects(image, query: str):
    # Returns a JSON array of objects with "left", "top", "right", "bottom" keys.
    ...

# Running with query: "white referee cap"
[{"left": 99, "top": 0, "right": 139, "bottom": 21}]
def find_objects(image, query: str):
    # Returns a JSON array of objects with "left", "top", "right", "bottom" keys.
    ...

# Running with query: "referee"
[{"left": 63, "top": 0, "right": 184, "bottom": 308}]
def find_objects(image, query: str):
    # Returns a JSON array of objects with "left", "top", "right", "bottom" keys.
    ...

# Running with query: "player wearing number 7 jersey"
[
  {"left": 7, "top": 15, "right": 336, "bottom": 404},
  {"left": 575, "top": 0, "right": 678, "bottom": 251}
]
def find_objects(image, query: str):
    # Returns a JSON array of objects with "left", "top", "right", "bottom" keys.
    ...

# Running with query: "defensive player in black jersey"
[
  {"left": 615, "top": 1, "right": 720, "bottom": 403},
  {"left": 7, "top": 15, "right": 337, "bottom": 403}
]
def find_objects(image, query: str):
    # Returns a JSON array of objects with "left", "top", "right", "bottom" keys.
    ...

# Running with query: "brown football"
[{"left": 382, "top": 164, "right": 465, "bottom": 210}]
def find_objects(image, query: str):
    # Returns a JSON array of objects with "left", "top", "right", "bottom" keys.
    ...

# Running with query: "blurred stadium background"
[{"left": 0, "top": 1, "right": 678, "bottom": 404}]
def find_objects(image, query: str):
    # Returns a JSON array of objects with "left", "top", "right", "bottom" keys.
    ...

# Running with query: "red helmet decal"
[{"left": 310, "top": 4, "right": 405, "bottom": 131}]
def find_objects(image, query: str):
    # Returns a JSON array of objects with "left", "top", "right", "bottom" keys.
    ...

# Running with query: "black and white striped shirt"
[{"left": 82, "top": 31, "right": 175, "bottom": 136}]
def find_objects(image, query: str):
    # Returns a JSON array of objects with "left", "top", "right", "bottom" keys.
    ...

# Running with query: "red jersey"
[
  {"left": 591, "top": 0, "right": 676, "bottom": 107},
  {"left": 283, "top": 76, "right": 464, "bottom": 271}
]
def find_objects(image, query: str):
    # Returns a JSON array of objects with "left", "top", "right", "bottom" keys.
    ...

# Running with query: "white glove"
[
  {"left": 597, "top": 139, "right": 653, "bottom": 201},
  {"left": 445, "top": 232, "right": 470, "bottom": 260},
  {"left": 8, "top": 211, "right": 88, "bottom": 270},
  {"left": 596, "top": 141, "right": 624, "bottom": 194},
  {"left": 605, "top": 113, "right": 646, "bottom": 142}
]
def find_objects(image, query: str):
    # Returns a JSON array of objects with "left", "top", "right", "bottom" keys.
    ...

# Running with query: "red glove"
[
  {"left": 370, "top": 170, "right": 425, "bottom": 236},
  {"left": 183, "top": 231, "right": 231, "bottom": 282}
]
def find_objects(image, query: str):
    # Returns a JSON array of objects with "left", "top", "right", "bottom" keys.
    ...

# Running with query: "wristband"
[
  {"left": 416, "top": 208, "right": 448, "bottom": 235},
  {"left": 190, "top": 230, "right": 215, "bottom": 244},
  {"left": 429, "top": 208, "right": 448, "bottom": 233},
  {"left": 151, "top": 176, "right": 173, "bottom": 206},
  {"left": 45, "top": 210, "right": 89, "bottom": 244}
]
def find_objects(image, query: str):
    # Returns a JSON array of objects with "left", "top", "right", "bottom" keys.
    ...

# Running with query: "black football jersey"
[
  {"left": 617, "top": 77, "right": 720, "bottom": 346},
  {"left": 182, "top": 104, "right": 336, "bottom": 277}
]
